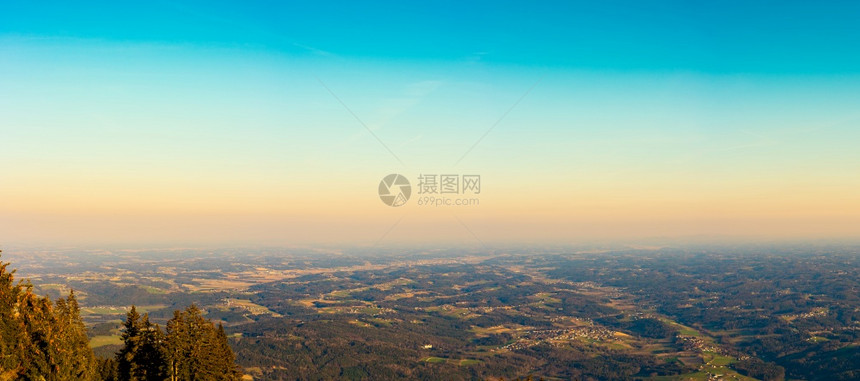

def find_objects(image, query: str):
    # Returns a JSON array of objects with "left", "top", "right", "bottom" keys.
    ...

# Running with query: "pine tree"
[
  {"left": 96, "top": 357, "right": 119, "bottom": 381},
  {"left": 2, "top": 251, "right": 241, "bottom": 381},
  {"left": 0, "top": 255, "right": 25, "bottom": 379},
  {"left": 136, "top": 314, "right": 167, "bottom": 381},
  {"left": 0, "top": 251, "right": 97, "bottom": 380},
  {"left": 54, "top": 290, "right": 97, "bottom": 380},
  {"left": 117, "top": 306, "right": 142, "bottom": 380},
  {"left": 164, "top": 305, "right": 241, "bottom": 381},
  {"left": 164, "top": 309, "right": 187, "bottom": 381},
  {"left": 214, "top": 323, "right": 241, "bottom": 379},
  {"left": 117, "top": 306, "right": 167, "bottom": 381},
  {"left": 16, "top": 285, "right": 55, "bottom": 378}
]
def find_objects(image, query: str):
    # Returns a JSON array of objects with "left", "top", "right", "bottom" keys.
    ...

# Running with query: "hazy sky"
[{"left": 2, "top": 1, "right": 859, "bottom": 247}]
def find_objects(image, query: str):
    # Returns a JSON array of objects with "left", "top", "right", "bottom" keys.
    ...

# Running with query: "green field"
[
  {"left": 140, "top": 285, "right": 167, "bottom": 294},
  {"left": 709, "top": 354, "right": 735, "bottom": 366},
  {"left": 89, "top": 335, "right": 122, "bottom": 348},
  {"left": 82, "top": 304, "right": 167, "bottom": 316},
  {"left": 82, "top": 306, "right": 126, "bottom": 315}
]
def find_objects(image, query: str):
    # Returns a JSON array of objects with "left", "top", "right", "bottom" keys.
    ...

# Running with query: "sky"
[{"left": 1, "top": 1, "right": 859, "bottom": 247}]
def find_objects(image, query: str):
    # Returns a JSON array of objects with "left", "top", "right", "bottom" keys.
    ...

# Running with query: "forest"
[{"left": 0, "top": 252, "right": 241, "bottom": 381}]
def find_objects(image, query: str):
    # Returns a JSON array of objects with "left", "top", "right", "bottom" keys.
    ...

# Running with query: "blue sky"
[
  {"left": 1, "top": 1, "right": 859, "bottom": 246},
  {"left": 3, "top": 1, "right": 860, "bottom": 73}
]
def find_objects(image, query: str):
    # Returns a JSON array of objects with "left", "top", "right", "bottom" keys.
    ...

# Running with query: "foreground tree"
[
  {"left": 0, "top": 251, "right": 97, "bottom": 380},
  {"left": 164, "top": 305, "right": 241, "bottom": 381},
  {"left": 1, "top": 252, "right": 241, "bottom": 381},
  {"left": 116, "top": 304, "right": 241, "bottom": 381},
  {"left": 117, "top": 306, "right": 167, "bottom": 381}
]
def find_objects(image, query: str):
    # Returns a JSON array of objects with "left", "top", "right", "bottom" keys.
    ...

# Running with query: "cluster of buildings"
[{"left": 498, "top": 326, "right": 617, "bottom": 351}]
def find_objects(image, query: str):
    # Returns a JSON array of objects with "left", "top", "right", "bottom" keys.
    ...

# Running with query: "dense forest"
[{"left": 0, "top": 252, "right": 241, "bottom": 381}]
